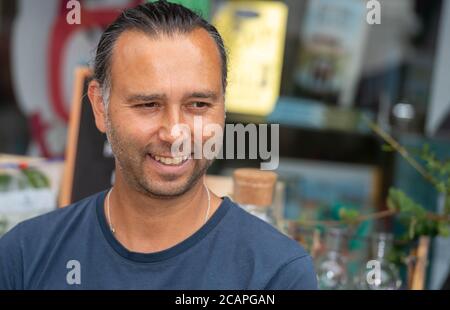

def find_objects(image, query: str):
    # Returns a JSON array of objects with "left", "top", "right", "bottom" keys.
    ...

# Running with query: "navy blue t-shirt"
[{"left": 0, "top": 190, "right": 317, "bottom": 289}]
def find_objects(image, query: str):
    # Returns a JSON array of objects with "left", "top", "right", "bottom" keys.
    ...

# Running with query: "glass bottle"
[
  {"left": 316, "top": 227, "right": 349, "bottom": 289},
  {"left": 355, "top": 232, "right": 402, "bottom": 290},
  {"left": 233, "top": 168, "right": 278, "bottom": 226}
]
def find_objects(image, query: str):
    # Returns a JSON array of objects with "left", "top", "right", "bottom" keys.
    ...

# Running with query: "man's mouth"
[{"left": 148, "top": 154, "right": 190, "bottom": 166}]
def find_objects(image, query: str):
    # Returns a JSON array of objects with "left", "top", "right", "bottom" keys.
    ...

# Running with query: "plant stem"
[
  {"left": 362, "top": 115, "right": 441, "bottom": 188},
  {"left": 297, "top": 208, "right": 450, "bottom": 227}
]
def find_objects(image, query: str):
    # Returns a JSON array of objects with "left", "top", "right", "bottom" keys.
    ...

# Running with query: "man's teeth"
[{"left": 153, "top": 155, "right": 189, "bottom": 165}]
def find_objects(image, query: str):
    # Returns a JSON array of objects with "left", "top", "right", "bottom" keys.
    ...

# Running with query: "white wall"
[{"left": 427, "top": 0, "right": 450, "bottom": 135}]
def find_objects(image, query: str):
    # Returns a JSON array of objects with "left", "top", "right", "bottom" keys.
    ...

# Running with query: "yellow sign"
[{"left": 214, "top": 1, "right": 288, "bottom": 116}]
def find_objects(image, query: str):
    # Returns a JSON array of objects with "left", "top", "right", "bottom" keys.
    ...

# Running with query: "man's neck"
[{"left": 105, "top": 173, "right": 221, "bottom": 253}]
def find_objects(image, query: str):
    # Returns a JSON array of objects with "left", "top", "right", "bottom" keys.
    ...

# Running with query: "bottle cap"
[{"left": 233, "top": 168, "right": 277, "bottom": 207}]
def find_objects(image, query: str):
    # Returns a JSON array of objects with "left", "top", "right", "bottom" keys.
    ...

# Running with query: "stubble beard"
[{"left": 105, "top": 114, "right": 212, "bottom": 199}]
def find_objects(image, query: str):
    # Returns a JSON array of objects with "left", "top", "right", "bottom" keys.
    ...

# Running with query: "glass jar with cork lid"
[{"left": 232, "top": 168, "right": 278, "bottom": 226}]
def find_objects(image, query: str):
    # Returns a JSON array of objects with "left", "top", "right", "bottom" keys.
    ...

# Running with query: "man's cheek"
[{"left": 202, "top": 122, "right": 224, "bottom": 160}]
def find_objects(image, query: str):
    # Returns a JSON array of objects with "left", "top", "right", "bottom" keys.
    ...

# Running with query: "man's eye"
[
  {"left": 136, "top": 102, "right": 159, "bottom": 108},
  {"left": 190, "top": 102, "right": 210, "bottom": 109}
]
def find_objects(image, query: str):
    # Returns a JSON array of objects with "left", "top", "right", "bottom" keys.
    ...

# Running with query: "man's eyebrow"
[
  {"left": 125, "top": 91, "right": 219, "bottom": 103},
  {"left": 183, "top": 91, "right": 219, "bottom": 101},
  {"left": 126, "top": 93, "right": 167, "bottom": 103}
]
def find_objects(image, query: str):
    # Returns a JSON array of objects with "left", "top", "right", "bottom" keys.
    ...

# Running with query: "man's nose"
[{"left": 158, "top": 106, "right": 185, "bottom": 144}]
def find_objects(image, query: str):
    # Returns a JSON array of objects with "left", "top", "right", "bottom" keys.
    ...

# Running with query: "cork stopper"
[{"left": 233, "top": 168, "right": 277, "bottom": 207}]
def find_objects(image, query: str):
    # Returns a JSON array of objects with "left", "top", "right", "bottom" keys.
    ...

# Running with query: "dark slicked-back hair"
[{"left": 93, "top": 0, "right": 227, "bottom": 103}]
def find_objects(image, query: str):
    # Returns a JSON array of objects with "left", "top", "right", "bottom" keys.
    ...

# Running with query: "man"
[{"left": 0, "top": 1, "right": 317, "bottom": 289}]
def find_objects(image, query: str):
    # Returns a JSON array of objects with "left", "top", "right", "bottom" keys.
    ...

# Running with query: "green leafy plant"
[
  {"left": 0, "top": 174, "right": 13, "bottom": 191},
  {"left": 363, "top": 116, "right": 450, "bottom": 242},
  {"left": 0, "top": 165, "right": 50, "bottom": 191},
  {"left": 20, "top": 167, "right": 50, "bottom": 189},
  {"left": 294, "top": 117, "right": 450, "bottom": 269}
]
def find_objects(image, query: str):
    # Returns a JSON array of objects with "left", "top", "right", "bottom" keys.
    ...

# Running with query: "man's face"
[{"left": 104, "top": 29, "right": 225, "bottom": 197}]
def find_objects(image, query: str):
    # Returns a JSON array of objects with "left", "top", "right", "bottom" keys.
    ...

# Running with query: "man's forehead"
[
  {"left": 111, "top": 28, "right": 220, "bottom": 67},
  {"left": 109, "top": 29, "right": 222, "bottom": 89}
]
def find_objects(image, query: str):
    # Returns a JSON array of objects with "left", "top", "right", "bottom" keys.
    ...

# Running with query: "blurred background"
[{"left": 0, "top": 0, "right": 449, "bottom": 290}]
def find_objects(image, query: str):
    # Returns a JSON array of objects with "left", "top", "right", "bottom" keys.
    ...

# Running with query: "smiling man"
[{"left": 0, "top": 1, "right": 317, "bottom": 289}]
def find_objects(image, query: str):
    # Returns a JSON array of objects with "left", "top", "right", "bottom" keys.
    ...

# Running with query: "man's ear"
[{"left": 87, "top": 80, "right": 107, "bottom": 133}]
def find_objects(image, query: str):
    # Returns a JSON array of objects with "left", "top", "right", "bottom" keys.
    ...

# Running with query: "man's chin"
[
  {"left": 140, "top": 187, "right": 192, "bottom": 199},
  {"left": 138, "top": 177, "right": 197, "bottom": 198},
  {"left": 129, "top": 159, "right": 210, "bottom": 198}
]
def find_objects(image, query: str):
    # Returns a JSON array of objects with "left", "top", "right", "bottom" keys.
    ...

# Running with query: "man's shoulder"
[
  {"left": 0, "top": 191, "right": 104, "bottom": 289},
  {"left": 223, "top": 198, "right": 309, "bottom": 260},
  {"left": 219, "top": 198, "right": 317, "bottom": 289}
]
